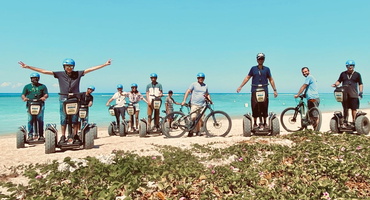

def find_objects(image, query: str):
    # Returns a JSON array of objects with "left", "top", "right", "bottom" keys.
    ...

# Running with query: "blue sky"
[{"left": 1, "top": 0, "right": 369, "bottom": 94}]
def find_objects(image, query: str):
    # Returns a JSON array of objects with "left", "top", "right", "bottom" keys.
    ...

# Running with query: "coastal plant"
[{"left": 0, "top": 130, "right": 369, "bottom": 199}]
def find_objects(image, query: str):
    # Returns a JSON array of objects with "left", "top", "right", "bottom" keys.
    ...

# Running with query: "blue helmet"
[
  {"left": 62, "top": 58, "right": 75, "bottom": 66},
  {"left": 197, "top": 72, "right": 205, "bottom": 78},
  {"left": 131, "top": 83, "right": 138, "bottom": 87},
  {"left": 88, "top": 85, "right": 95, "bottom": 91},
  {"left": 346, "top": 60, "right": 355, "bottom": 66},
  {"left": 30, "top": 73, "right": 40, "bottom": 79},
  {"left": 117, "top": 84, "right": 123, "bottom": 89},
  {"left": 150, "top": 73, "right": 158, "bottom": 78}
]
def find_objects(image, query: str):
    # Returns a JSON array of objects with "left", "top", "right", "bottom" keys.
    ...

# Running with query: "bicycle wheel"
[
  {"left": 162, "top": 111, "right": 188, "bottom": 138},
  {"left": 280, "top": 107, "right": 304, "bottom": 132},
  {"left": 204, "top": 111, "right": 232, "bottom": 137},
  {"left": 307, "top": 107, "right": 322, "bottom": 131}
]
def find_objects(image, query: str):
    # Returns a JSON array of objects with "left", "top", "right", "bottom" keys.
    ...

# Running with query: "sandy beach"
[{"left": 4, "top": 109, "right": 368, "bottom": 169}]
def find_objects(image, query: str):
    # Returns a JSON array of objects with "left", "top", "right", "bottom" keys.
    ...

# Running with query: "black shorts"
[
  {"left": 342, "top": 98, "right": 359, "bottom": 110},
  {"left": 251, "top": 91, "right": 269, "bottom": 118}
]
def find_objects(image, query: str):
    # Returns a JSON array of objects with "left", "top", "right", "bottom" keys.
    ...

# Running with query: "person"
[
  {"left": 146, "top": 73, "right": 163, "bottom": 131},
  {"left": 331, "top": 60, "right": 363, "bottom": 127},
  {"left": 21, "top": 73, "right": 49, "bottom": 141},
  {"left": 181, "top": 72, "right": 211, "bottom": 137},
  {"left": 165, "top": 90, "right": 181, "bottom": 128},
  {"left": 236, "top": 53, "right": 278, "bottom": 130},
  {"left": 106, "top": 84, "right": 129, "bottom": 130},
  {"left": 19, "top": 58, "right": 111, "bottom": 144},
  {"left": 78, "top": 85, "right": 95, "bottom": 130},
  {"left": 294, "top": 67, "right": 320, "bottom": 128},
  {"left": 128, "top": 83, "right": 148, "bottom": 131}
]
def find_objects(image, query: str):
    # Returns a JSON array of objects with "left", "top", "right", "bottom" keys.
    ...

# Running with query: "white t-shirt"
[{"left": 112, "top": 91, "right": 129, "bottom": 107}]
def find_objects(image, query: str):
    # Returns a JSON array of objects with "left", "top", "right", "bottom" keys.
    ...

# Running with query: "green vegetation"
[{"left": 1, "top": 131, "right": 369, "bottom": 199}]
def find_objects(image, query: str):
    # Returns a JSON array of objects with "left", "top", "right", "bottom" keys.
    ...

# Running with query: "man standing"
[
  {"left": 19, "top": 58, "right": 111, "bottom": 144},
  {"left": 146, "top": 73, "right": 163, "bottom": 132},
  {"left": 332, "top": 60, "right": 363, "bottom": 127},
  {"left": 21, "top": 73, "right": 48, "bottom": 141},
  {"left": 294, "top": 67, "right": 320, "bottom": 129},
  {"left": 182, "top": 72, "right": 211, "bottom": 137},
  {"left": 236, "top": 53, "right": 278, "bottom": 129}
]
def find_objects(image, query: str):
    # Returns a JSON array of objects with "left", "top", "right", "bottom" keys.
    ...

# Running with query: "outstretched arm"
[
  {"left": 18, "top": 61, "right": 53, "bottom": 75},
  {"left": 83, "top": 59, "right": 112, "bottom": 75}
]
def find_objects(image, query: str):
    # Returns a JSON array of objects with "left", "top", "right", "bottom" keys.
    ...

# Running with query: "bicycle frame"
[{"left": 177, "top": 100, "right": 213, "bottom": 131}]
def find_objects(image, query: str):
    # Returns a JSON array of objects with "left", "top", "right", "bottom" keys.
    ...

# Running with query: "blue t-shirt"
[
  {"left": 248, "top": 66, "right": 271, "bottom": 92},
  {"left": 188, "top": 82, "right": 208, "bottom": 106},
  {"left": 304, "top": 75, "right": 319, "bottom": 100}
]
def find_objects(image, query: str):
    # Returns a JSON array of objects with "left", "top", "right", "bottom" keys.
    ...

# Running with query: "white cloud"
[
  {"left": 12, "top": 82, "right": 23, "bottom": 88},
  {"left": 1, "top": 82, "right": 11, "bottom": 87}
]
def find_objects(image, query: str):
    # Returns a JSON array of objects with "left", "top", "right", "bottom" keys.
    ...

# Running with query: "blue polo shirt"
[{"left": 248, "top": 66, "right": 271, "bottom": 92}]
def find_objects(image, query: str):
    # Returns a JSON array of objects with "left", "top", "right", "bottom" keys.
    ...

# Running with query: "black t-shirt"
[
  {"left": 53, "top": 71, "right": 84, "bottom": 99},
  {"left": 80, "top": 92, "right": 94, "bottom": 106},
  {"left": 337, "top": 71, "right": 362, "bottom": 98}
]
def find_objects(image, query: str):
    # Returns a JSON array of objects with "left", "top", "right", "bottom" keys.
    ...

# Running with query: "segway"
[
  {"left": 330, "top": 87, "right": 369, "bottom": 135},
  {"left": 107, "top": 105, "right": 126, "bottom": 137},
  {"left": 79, "top": 104, "right": 98, "bottom": 139},
  {"left": 44, "top": 93, "right": 95, "bottom": 154},
  {"left": 123, "top": 103, "right": 139, "bottom": 135},
  {"left": 17, "top": 99, "right": 45, "bottom": 148},
  {"left": 139, "top": 96, "right": 163, "bottom": 137},
  {"left": 242, "top": 84, "right": 280, "bottom": 137}
]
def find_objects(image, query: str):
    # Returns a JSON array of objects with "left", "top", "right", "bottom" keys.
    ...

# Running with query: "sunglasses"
[{"left": 64, "top": 65, "right": 74, "bottom": 69}]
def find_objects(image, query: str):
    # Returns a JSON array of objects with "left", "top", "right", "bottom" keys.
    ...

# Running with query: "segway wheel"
[
  {"left": 119, "top": 123, "right": 126, "bottom": 137},
  {"left": 329, "top": 117, "right": 340, "bottom": 134},
  {"left": 243, "top": 117, "right": 252, "bottom": 137},
  {"left": 355, "top": 115, "right": 370, "bottom": 135},
  {"left": 92, "top": 126, "right": 98, "bottom": 139},
  {"left": 84, "top": 129, "right": 94, "bottom": 149},
  {"left": 162, "top": 121, "right": 170, "bottom": 137},
  {"left": 271, "top": 117, "right": 280, "bottom": 136},
  {"left": 139, "top": 121, "right": 147, "bottom": 137},
  {"left": 108, "top": 124, "right": 114, "bottom": 136},
  {"left": 16, "top": 130, "right": 26, "bottom": 148},
  {"left": 45, "top": 130, "right": 56, "bottom": 154}
]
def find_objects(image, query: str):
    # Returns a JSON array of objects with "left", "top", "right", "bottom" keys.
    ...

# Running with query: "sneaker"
[
  {"left": 187, "top": 131, "right": 194, "bottom": 137},
  {"left": 73, "top": 135, "right": 82, "bottom": 144},
  {"left": 340, "top": 123, "right": 347, "bottom": 129},
  {"left": 253, "top": 124, "right": 258, "bottom": 129},
  {"left": 259, "top": 124, "right": 264, "bottom": 131},
  {"left": 58, "top": 135, "right": 66, "bottom": 144},
  {"left": 38, "top": 136, "right": 45, "bottom": 141}
]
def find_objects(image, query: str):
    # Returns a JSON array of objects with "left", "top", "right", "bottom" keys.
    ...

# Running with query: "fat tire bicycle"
[
  {"left": 280, "top": 95, "right": 322, "bottom": 132},
  {"left": 162, "top": 97, "right": 232, "bottom": 138}
]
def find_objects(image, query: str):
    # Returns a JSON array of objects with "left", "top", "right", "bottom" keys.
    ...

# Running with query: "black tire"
[
  {"left": 45, "top": 130, "right": 56, "bottom": 154},
  {"left": 280, "top": 107, "right": 303, "bottom": 132},
  {"left": 108, "top": 124, "right": 114, "bottom": 136},
  {"left": 271, "top": 117, "right": 280, "bottom": 136},
  {"left": 139, "top": 121, "right": 147, "bottom": 137},
  {"left": 243, "top": 117, "right": 252, "bottom": 137},
  {"left": 84, "top": 129, "right": 94, "bottom": 149},
  {"left": 119, "top": 123, "right": 126, "bottom": 137},
  {"left": 16, "top": 130, "right": 25, "bottom": 149},
  {"left": 92, "top": 126, "right": 98, "bottom": 139},
  {"left": 308, "top": 107, "right": 322, "bottom": 131},
  {"left": 205, "top": 111, "right": 232, "bottom": 137},
  {"left": 355, "top": 115, "right": 370, "bottom": 135},
  {"left": 162, "top": 111, "right": 188, "bottom": 138},
  {"left": 329, "top": 117, "right": 340, "bottom": 133}
]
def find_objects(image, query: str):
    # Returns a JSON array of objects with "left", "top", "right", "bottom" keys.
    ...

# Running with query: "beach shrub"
[{"left": 0, "top": 130, "right": 369, "bottom": 199}]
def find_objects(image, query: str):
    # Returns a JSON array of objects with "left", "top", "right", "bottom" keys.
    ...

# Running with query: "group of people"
[
  {"left": 19, "top": 52, "right": 363, "bottom": 143},
  {"left": 237, "top": 53, "right": 363, "bottom": 130}
]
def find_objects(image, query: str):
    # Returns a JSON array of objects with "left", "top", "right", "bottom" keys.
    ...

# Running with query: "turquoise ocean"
[{"left": 1, "top": 93, "right": 370, "bottom": 136}]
